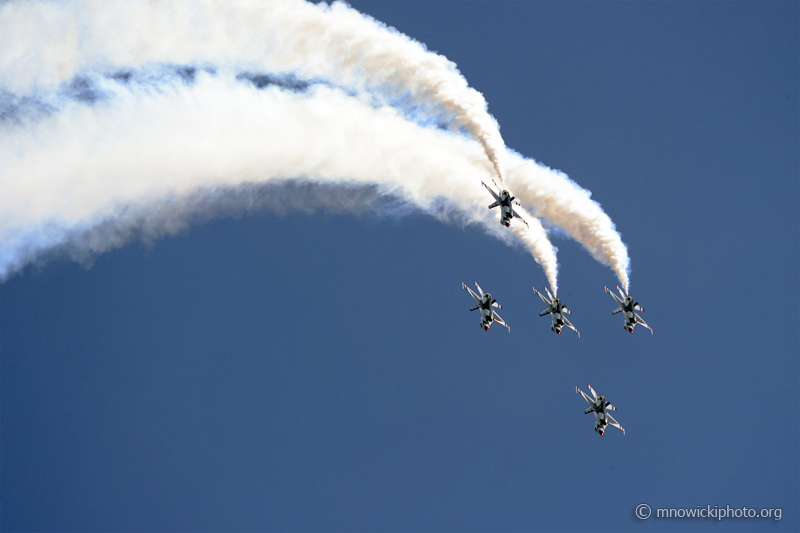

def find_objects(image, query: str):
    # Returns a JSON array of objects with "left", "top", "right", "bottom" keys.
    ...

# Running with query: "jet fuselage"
[
  {"left": 498, "top": 191, "right": 513, "bottom": 226},
  {"left": 591, "top": 396, "right": 611, "bottom": 435},
  {"left": 577, "top": 384, "right": 623, "bottom": 436},
  {"left": 550, "top": 298, "right": 566, "bottom": 333},
  {"left": 605, "top": 285, "right": 651, "bottom": 334},
  {"left": 479, "top": 292, "right": 494, "bottom": 330}
]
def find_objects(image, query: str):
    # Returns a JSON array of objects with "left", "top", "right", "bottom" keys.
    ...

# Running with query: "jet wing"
[
  {"left": 606, "top": 413, "right": 625, "bottom": 435},
  {"left": 576, "top": 386, "right": 594, "bottom": 406},
  {"left": 635, "top": 313, "right": 654, "bottom": 334},
  {"left": 462, "top": 282, "right": 481, "bottom": 304},
  {"left": 491, "top": 310, "right": 510, "bottom": 332},
  {"left": 563, "top": 316, "right": 580, "bottom": 338},
  {"left": 510, "top": 208, "right": 529, "bottom": 228}
]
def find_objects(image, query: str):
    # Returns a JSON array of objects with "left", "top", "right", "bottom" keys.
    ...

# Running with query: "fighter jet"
[
  {"left": 482, "top": 180, "right": 529, "bottom": 228},
  {"left": 576, "top": 384, "right": 625, "bottom": 436},
  {"left": 462, "top": 281, "right": 510, "bottom": 332},
  {"left": 533, "top": 286, "right": 579, "bottom": 337},
  {"left": 605, "top": 285, "right": 653, "bottom": 334}
]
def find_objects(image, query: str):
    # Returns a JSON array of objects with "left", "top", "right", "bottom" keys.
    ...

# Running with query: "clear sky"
[{"left": 1, "top": 1, "right": 798, "bottom": 531}]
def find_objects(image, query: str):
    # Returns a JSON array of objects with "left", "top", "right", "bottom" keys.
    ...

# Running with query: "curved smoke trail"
[
  {"left": 0, "top": 0, "right": 509, "bottom": 183},
  {"left": 0, "top": 74, "right": 559, "bottom": 287},
  {"left": 0, "top": 0, "right": 631, "bottom": 290},
  {"left": 504, "top": 160, "right": 630, "bottom": 291}
]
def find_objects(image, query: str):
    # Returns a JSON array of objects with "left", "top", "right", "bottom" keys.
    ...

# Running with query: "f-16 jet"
[
  {"left": 481, "top": 180, "right": 529, "bottom": 228},
  {"left": 576, "top": 384, "right": 625, "bottom": 436},
  {"left": 605, "top": 285, "right": 653, "bottom": 334},
  {"left": 462, "top": 281, "right": 510, "bottom": 332},
  {"left": 533, "top": 286, "right": 579, "bottom": 337}
]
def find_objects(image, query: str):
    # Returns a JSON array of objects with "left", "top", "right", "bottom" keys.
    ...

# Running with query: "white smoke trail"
[
  {"left": 0, "top": 0, "right": 631, "bottom": 290},
  {"left": 0, "top": 0, "right": 509, "bottom": 183},
  {"left": 0, "top": 75, "right": 559, "bottom": 287},
  {"left": 504, "top": 158, "right": 630, "bottom": 291}
]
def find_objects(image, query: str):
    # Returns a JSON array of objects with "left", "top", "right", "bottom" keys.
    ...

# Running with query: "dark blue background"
[{"left": 2, "top": 1, "right": 797, "bottom": 531}]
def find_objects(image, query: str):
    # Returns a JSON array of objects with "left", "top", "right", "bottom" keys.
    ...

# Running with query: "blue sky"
[{"left": 1, "top": 1, "right": 798, "bottom": 531}]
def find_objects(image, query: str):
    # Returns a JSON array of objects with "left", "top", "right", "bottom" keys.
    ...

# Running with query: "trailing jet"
[
  {"left": 605, "top": 285, "right": 653, "bottom": 334},
  {"left": 462, "top": 281, "right": 510, "bottom": 332},
  {"left": 576, "top": 384, "right": 625, "bottom": 436},
  {"left": 533, "top": 286, "right": 579, "bottom": 337},
  {"left": 482, "top": 180, "right": 529, "bottom": 228}
]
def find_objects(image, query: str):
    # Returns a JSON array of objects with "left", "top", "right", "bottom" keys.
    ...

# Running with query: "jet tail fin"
[
  {"left": 533, "top": 287, "right": 550, "bottom": 305},
  {"left": 617, "top": 285, "right": 627, "bottom": 299},
  {"left": 606, "top": 286, "right": 624, "bottom": 306}
]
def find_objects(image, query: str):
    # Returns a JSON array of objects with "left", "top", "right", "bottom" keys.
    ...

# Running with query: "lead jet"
[
  {"left": 533, "top": 286, "right": 580, "bottom": 337},
  {"left": 605, "top": 285, "right": 653, "bottom": 334},
  {"left": 462, "top": 281, "right": 510, "bottom": 332},
  {"left": 576, "top": 384, "right": 625, "bottom": 436},
  {"left": 482, "top": 180, "right": 529, "bottom": 228}
]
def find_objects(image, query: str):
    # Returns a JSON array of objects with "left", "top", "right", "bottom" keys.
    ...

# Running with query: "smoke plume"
[
  {"left": 0, "top": 0, "right": 632, "bottom": 291},
  {"left": 0, "top": 76, "right": 558, "bottom": 287},
  {"left": 0, "top": 0, "right": 509, "bottom": 182}
]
